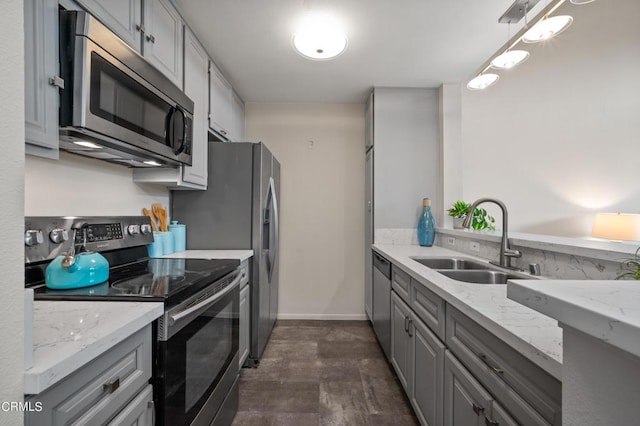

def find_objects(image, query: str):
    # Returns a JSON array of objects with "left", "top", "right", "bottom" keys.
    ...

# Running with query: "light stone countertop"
[
  {"left": 373, "top": 244, "right": 563, "bottom": 380},
  {"left": 159, "top": 249, "right": 254, "bottom": 261},
  {"left": 25, "top": 301, "right": 163, "bottom": 395},
  {"left": 507, "top": 280, "right": 640, "bottom": 358}
]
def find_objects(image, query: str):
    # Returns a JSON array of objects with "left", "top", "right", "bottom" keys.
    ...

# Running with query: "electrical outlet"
[
  {"left": 470, "top": 241, "right": 480, "bottom": 252},
  {"left": 447, "top": 237, "right": 455, "bottom": 246}
]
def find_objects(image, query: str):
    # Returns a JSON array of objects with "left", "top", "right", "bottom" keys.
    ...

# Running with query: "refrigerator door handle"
[{"left": 269, "top": 177, "right": 279, "bottom": 284}]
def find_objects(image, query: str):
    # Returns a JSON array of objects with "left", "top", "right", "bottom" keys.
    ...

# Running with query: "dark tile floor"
[{"left": 232, "top": 320, "right": 419, "bottom": 426}]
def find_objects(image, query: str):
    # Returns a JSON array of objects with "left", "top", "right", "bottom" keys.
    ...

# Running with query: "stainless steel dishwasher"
[{"left": 372, "top": 251, "right": 392, "bottom": 359}]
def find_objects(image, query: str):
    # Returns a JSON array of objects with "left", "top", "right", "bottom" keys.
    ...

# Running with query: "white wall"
[
  {"left": 245, "top": 103, "right": 365, "bottom": 319},
  {"left": 460, "top": 0, "right": 640, "bottom": 238},
  {"left": 25, "top": 152, "right": 169, "bottom": 216},
  {"left": 0, "top": 0, "right": 25, "bottom": 421}
]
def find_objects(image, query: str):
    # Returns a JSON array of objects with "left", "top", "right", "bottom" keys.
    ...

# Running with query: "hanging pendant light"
[
  {"left": 522, "top": 15, "right": 573, "bottom": 43},
  {"left": 467, "top": 74, "right": 499, "bottom": 90},
  {"left": 491, "top": 50, "right": 530, "bottom": 69}
]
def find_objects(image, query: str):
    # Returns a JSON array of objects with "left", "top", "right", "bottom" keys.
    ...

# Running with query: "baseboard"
[{"left": 277, "top": 313, "right": 368, "bottom": 321}]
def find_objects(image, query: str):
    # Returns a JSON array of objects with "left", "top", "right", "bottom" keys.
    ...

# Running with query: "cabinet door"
[
  {"left": 444, "top": 351, "right": 492, "bottom": 426},
  {"left": 75, "top": 0, "right": 142, "bottom": 51},
  {"left": 143, "top": 0, "right": 183, "bottom": 88},
  {"left": 106, "top": 384, "right": 154, "bottom": 426},
  {"left": 364, "top": 153, "right": 373, "bottom": 322},
  {"left": 231, "top": 91, "right": 245, "bottom": 142},
  {"left": 239, "top": 284, "right": 251, "bottom": 367},
  {"left": 391, "top": 291, "right": 412, "bottom": 393},
  {"left": 486, "top": 401, "right": 519, "bottom": 426},
  {"left": 24, "top": 0, "right": 59, "bottom": 158},
  {"left": 365, "top": 91, "right": 373, "bottom": 150},
  {"left": 209, "top": 63, "right": 233, "bottom": 138},
  {"left": 412, "top": 314, "right": 445, "bottom": 426},
  {"left": 181, "top": 27, "right": 208, "bottom": 187}
]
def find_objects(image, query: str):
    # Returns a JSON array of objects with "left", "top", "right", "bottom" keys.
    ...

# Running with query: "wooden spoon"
[
  {"left": 143, "top": 208, "right": 159, "bottom": 232},
  {"left": 152, "top": 203, "right": 167, "bottom": 232}
]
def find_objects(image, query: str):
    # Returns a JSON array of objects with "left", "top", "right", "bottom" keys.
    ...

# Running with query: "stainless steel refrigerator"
[{"left": 171, "top": 142, "right": 280, "bottom": 367}]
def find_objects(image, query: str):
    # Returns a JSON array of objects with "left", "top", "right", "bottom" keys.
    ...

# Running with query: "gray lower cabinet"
[
  {"left": 391, "top": 291, "right": 412, "bottom": 392},
  {"left": 25, "top": 326, "right": 153, "bottom": 426},
  {"left": 412, "top": 312, "right": 445, "bottom": 426}
]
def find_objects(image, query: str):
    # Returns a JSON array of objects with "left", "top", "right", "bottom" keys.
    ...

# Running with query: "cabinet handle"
[
  {"left": 404, "top": 316, "right": 410, "bottom": 333},
  {"left": 220, "top": 129, "right": 227, "bottom": 135},
  {"left": 148, "top": 400, "right": 155, "bottom": 425},
  {"left": 103, "top": 377, "right": 120, "bottom": 393},
  {"left": 472, "top": 403, "right": 485, "bottom": 415},
  {"left": 49, "top": 76, "right": 65, "bottom": 89},
  {"left": 146, "top": 34, "right": 156, "bottom": 43},
  {"left": 479, "top": 354, "right": 504, "bottom": 375},
  {"left": 485, "top": 417, "right": 499, "bottom": 426},
  {"left": 407, "top": 319, "right": 413, "bottom": 337},
  {"left": 136, "top": 24, "right": 145, "bottom": 33}
]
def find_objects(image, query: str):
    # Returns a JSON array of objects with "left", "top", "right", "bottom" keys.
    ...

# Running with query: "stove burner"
[{"left": 111, "top": 273, "right": 188, "bottom": 296}]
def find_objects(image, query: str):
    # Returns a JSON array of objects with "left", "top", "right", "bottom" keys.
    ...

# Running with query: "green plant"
[
  {"left": 616, "top": 247, "right": 640, "bottom": 280},
  {"left": 447, "top": 200, "right": 496, "bottom": 231}
]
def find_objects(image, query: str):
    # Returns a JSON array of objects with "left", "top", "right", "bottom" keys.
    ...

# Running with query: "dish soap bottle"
[{"left": 417, "top": 198, "right": 436, "bottom": 247}]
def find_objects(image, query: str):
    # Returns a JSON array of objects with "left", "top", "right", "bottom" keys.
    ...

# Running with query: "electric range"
[{"left": 24, "top": 216, "right": 241, "bottom": 426}]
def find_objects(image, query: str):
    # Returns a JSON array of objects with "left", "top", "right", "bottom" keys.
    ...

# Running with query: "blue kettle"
[{"left": 45, "top": 225, "right": 109, "bottom": 289}]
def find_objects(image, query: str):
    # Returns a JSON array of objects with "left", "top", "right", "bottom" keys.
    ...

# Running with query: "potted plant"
[
  {"left": 616, "top": 247, "right": 640, "bottom": 280},
  {"left": 447, "top": 200, "right": 496, "bottom": 231}
]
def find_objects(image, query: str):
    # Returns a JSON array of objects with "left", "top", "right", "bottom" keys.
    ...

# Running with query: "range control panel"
[{"left": 25, "top": 216, "right": 154, "bottom": 264}]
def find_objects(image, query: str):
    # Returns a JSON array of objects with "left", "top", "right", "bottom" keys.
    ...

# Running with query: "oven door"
[{"left": 156, "top": 272, "right": 240, "bottom": 426}]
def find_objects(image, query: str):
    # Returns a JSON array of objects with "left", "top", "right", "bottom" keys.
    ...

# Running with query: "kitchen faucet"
[{"left": 462, "top": 198, "right": 522, "bottom": 270}]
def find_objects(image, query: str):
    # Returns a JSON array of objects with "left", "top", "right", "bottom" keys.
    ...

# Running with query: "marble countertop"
[
  {"left": 507, "top": 280, "right": 640, "bottom": 358},
  {"left": 373, "top": 244, "right": 563, "bottom": 380},
  {"left": 159, "top": 249, "right": 253, "bottom": 261},
  {"left": 25, "top": 301, "right": 163, "bottom": 395}
]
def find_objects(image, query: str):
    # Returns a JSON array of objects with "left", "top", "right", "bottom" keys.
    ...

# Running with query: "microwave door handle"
[
  {"left": 166, "top": 107, "right": 176, "bottom": 149},
  {"left": 173, "top": 106, "right": 187, "bottom": 155}
]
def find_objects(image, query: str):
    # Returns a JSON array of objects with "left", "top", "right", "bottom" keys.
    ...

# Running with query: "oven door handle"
[{"left": 169, "top": 271, "right": 242, "bottom": 325}]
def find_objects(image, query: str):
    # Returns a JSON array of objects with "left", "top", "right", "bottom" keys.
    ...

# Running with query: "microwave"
[{"left": 59, "top": 11, "right": 193, "bottom": 168}]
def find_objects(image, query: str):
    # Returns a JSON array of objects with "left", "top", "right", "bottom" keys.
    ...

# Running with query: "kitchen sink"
[
  {"left": 411, "top": 257, "right": 492, "bottom": 270},
  {"left": 437, "top": 270, "right": 530, "bottom": 285}
]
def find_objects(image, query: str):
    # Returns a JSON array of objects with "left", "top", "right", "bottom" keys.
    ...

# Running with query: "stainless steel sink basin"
[
  {"left": 411, "top": 257, "right": 492, "bottom": 270},
  {"left": 437, "top": 270, "right": 529, "bottom": 284}
]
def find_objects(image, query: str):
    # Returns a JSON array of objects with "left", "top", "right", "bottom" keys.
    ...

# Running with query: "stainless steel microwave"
[{"left": 59, "top": 11, "right": 193, "bottom": 168}]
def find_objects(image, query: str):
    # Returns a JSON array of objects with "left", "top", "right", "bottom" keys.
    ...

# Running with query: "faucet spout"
[{"left": 462, "top": 198, "right": 522, "bottom": 270}]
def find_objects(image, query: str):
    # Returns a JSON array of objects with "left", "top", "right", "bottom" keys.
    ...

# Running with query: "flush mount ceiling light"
[
  {"left": 467, "top": 74, "right": 499, "bottom": 90},
  {"left": 522, "top": 15, "right": 573, "bottom": 43},
  {"left": 292, "top": 18, "right": 347, "bottom": 60},
  {"left": 570, "top": 0, "right": 596, "bottom": 4},
  {"left": 491, "top": 49, "right": 530, "bottom": 69},
  {"left": 143, "top": 160, "right": 162, "bottom": 166}
]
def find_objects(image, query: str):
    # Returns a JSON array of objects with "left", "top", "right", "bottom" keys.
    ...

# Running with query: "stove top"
[{"left": 31, "top": 258, "right": 240, "bottom": 307}]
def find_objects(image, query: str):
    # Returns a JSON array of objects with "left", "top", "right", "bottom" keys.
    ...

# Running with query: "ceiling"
[{"left": 173, "top": 0, "right": 540, "bottom": 103}]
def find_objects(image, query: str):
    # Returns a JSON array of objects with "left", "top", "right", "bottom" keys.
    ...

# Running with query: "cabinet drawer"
[
  {"left": 107, "top": 384, "right": 153, "bottom": 426},
  {"left": 391, "top": 266, "right": 410, "bottom": 304},
  {"left": 446, "top": 307, "right": 561, "bottom": 425},
  {"left": 26, "top": 326, "right": 152, "bottom": 426},
  {"left": 410, "top": 281, "right": 445, "bottom": 340}
]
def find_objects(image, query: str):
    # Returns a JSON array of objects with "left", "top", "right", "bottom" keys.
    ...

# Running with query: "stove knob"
[
  {"left": 25, "top": 230, "right": 44, "bottom": 246},
  {"left": 140, "top": 224, "right": 152, "bottom": 235},
  {"left": 127, "top": 224, "right": 140, "bottom": 235},
  {"left": 49, "top": 228, "right": 69, "bottom": 244}
]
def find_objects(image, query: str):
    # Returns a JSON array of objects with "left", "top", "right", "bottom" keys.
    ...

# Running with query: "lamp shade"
[{"left": 591, "top": 213, "right": 640, "bottom": 241}]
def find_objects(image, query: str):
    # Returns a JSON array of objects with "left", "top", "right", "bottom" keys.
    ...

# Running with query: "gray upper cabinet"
[
  {"left": 143, "top": 0, "right": 184, "bottom": 88},
  {"left": 181, "top": 26, "right": 208, "bottom": 186},
  {"left": 365, "top": 91, "right": 373, "bottom": 150},
  {"left": 76, "top": 0, "right": 183, "bottom": 88},
  {"left": 231, "top": 90, "right": 246, "bottom": 142},
  {"left": 74, "top": 0, "right": 143, "bottom": 51},
  {"left": 24, "top": 0, "right": 59, "bottom": 159},
  {"left": 209, "top": 62, "right": 233, "bottom": 140}
]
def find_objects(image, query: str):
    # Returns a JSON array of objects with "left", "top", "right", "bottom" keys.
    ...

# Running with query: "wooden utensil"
[
  {"left": 143, "top": 208, "right": 159, "bottom": 232},
  {"left": 152, "top": 203, "right": 167, "bottom": 232}
]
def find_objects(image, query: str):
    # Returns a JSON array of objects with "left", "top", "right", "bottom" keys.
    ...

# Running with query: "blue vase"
[{"left": 417, "top": 198, "right": 436, "bottom": 247}]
